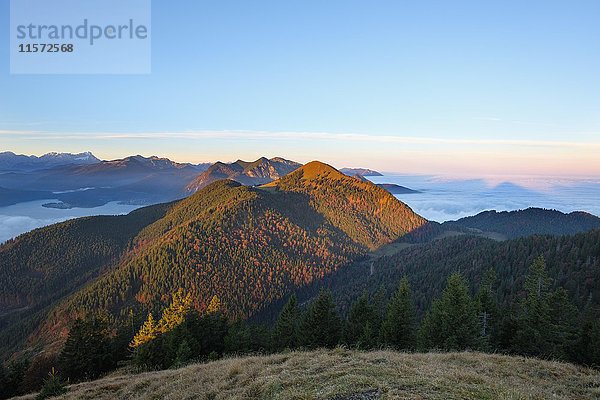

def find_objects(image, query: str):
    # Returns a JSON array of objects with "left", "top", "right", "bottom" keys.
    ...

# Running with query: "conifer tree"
[
  {"left": 548, "top": 287, "right": 578, "bottom": 359},
  {"left": 158, "top": 289, "right": 192, "bottom": 333},
  {"left": 131, "top": 313, "right": 159, "bottom": 348},
  {"left": 206, "top": 295, "right": 222, "bottom": 314},
  {"left": 513, "top": 256, "right": 553, "bottom": 356},
  {"left": 132, "top": 290, "right": 193, "bottom": 349},
  {"left": 572, "top": 303, "right": 600, "bottom": 367},
  {"left": 35, "top": 368, "right": 67, "bottom": 400},
  {"left": 272, "top": 294, "right": 301, "bottom": 350},
  {"left": 381, "top": 277, "right": 416, "bottom": 350},
  {"left": 419, "top": 273, "right": 480, "bottom": 351},
  {"left": 301, "top": 289, "right": 342, "bottom": 348},
  {"left": 173, "top": 339, "right": 193, "bottom": 366},
  {"left": 344, "top": 291, "right": 378, "bottom": 349},
  {"left": 475, "top": 268, "right": 498, "bottom": 348},
  {"left": 0, "top": 360, "right": 28, "bottom": 399},
  {"left": 58, "top": 315, "right": 113, "bottom": 382}
]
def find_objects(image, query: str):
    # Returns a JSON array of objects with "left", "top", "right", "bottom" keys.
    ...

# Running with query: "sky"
[{"left": 1, "top": 0, "right": 599, "bottom": 177}]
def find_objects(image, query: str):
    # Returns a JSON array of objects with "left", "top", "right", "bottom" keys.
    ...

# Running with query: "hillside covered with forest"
[
  {"left": 1, "top": 162, "right": 599, "bottom": 398},
  {"left": 0, "top": 162, "right": 425, "bottom": 362}
]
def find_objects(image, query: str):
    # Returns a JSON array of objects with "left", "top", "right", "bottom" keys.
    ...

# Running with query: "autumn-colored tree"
[
  {"left": 207, "top": 295, "right": 221, "bottom": 314},
  {"left": 131, "top": 313, "right": 159, "bottom": 348},
  {"left": 132, "top": 290, "right": 194, "bottom": 348},
  {"left": 158, "top": 289, "right": 192, "bottom": 333}
]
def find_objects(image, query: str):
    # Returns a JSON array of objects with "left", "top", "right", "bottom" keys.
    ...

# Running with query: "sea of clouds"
[
  {"left": 0, "top": 200, "right": 141, "bottom": 243},
  {"left": 369, "top": 174, "right": 600, "bottom": 223}
]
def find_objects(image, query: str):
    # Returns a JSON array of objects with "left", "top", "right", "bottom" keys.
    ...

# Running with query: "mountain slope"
[
  {"left": 0, "top": 203, "right": 170, "bottom": 356},
  {"left": 443, "top": 208, "right": 600, "bottom": 239},
  {"left": 264, "top": 161, "right": 426, "bottom": 250},
  {"left": 0, "top": 186, "right": 52, "bottom": 207},
  {"left": 10, "top": 162, "right": 425, "bottom": 354},
  {"left": 295, "top": 229, "right": 600, "bottom": 319},
  {"left": 20, "top": 350, "right": 600, "bottom": 400},
  {"left": 186, "top": 157, "right": 301, "bottom": 192}
]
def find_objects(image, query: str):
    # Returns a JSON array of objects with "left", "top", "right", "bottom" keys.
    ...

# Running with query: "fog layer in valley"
[
  {"left": 0, "top": 200, "right": 142, "bottom": 243},
  {"left": 369, "top": 174, "right": 600, "bottom": 222}
]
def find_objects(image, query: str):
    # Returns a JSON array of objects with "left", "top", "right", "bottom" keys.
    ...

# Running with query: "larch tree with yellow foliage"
[
  {"left": 130, "top": 313, "right": 159, "bottom": 348},
  {"left": 131, "top": 289, "right": 193, "bottom": 348},
  {"left": 158, "top": 289, "right": 192, "bottom": 333},
  {"left": 206, "top": 295, "right": 221, "bottom": 314}
]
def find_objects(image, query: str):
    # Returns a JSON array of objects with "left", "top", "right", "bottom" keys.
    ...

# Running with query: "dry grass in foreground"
[{"left": 18, "top": 349, "right": 600, "bottom": 400}]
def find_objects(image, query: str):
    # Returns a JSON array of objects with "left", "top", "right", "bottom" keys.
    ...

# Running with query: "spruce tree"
[
  {"left": 344, "top": 291, "right": 378, "bottom": 349},
  {"left": 548, "top": 287, "right": 578, "bottom": 359},
  {"left": 0, "top": 360, "right": 27, "bottom": 399},
  {"left": 272, "top": 294, "right": 301, "bottom": 351},
  {"left": 173, "top": 339, "right": 193, "bottom": 366},
  {"left": 301, "top": 289, "right": 342, "bottom": 348},
  {"left": 59, "top": 315, "right": 113, "bottom": 382},
  {"left": 381, "top": 277, "right": 417, "bottom": 350},
  {"left": 475, "top": 268, "right": 498, "bottom": 349},
  {"left": 572, "top": 304, "right": 600, "bottom": 367},
  {"left": 513, "top": 256, "right": 553, "bottom": 356},
  {"left": 35, "top": 368, "right": 67, "bottom": 400},
  {"left": 371, "top": 285, "right": 387, "bottom": 336},
  {"left": 419, "top": 273, "right": 480, "bottom": 351}
]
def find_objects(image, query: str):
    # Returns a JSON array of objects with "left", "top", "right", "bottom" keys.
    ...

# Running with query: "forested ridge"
[
  {"left": 1, "top": 162, "right": 599, "bottom": 398},
  {"left": 291, "top": 229, "right": 600, "bottom": 318},
  {"left": 264, "top": 161, "right": 427, "bottom": 250},
  {"left": 0, "top": 203, "right": 170, "bottom": 310},
  {"left": 2, "top": 162, "right": 423, "bottom": 365},
  {"left": 0, "top": 203, "right": 170, "bottom": 358},
  {"left": 46, "top": 164, "right": 422, "bottom": 326},
  {"left": 443, "top": 208, "right": 600, "bottom": 239}
]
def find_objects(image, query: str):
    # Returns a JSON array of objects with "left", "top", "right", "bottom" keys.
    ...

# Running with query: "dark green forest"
[
  {"left": 2, "top": 255, "right": 598, "bottom": 399},
  {"left": 0, "top": 203, "right": 170, "bottom": 358},
  {"left": 288, "top": 229, "right": 600, "bottom": 318},
  {"left": 443, "top": 208, "right": 600, "bottom": 239}
]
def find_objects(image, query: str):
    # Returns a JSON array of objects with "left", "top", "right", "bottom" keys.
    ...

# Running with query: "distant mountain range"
[
  {"left": 340, "top": 167, "right": 382, "bottom": 177},
  {"left": 186, "top": 157, "right": 301, "bottom": 192},
  {"left": 0, "top": 152, "right": 417, "bottom": 208},
  {"left": 0, "top": 154, "right": 212, "bottom": 208},
  {"left": 375, "top": 183, "right": 420, "bottom": 194},
  {"left": 0, "top": 151, "right": 100, "bottom": 171}
]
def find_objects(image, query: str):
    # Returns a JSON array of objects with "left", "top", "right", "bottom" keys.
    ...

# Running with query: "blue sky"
[{"left": 1, "top": 0, "right": 599, "bottom": 176}]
